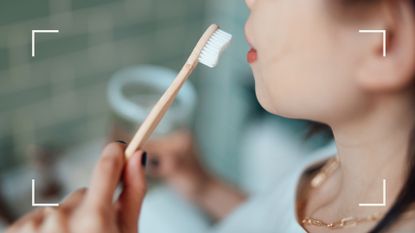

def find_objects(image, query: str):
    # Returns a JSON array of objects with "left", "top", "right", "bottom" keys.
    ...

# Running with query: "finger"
[
  {"left": 40, "top": 208, "right": 67, "bottom": 233},
  {"left": 86, "top": 142, "right": 126, "bottom": 209},
  {"left": 5, "top": 209, "right": 44, "bottom": 233},
  {"left": 116, "top": 150, "right": 147, "bottom": 233},
  {"left": 60, "top": 188, "right": 87, "bottom": 212},
  {"left": 6, "top": 220, "right": 38, "bottom": 233}
]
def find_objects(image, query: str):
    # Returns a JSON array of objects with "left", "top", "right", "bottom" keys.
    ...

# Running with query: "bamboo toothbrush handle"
[
  {"left": 124, "top": 24, "right": 219, "bottom": 159},
  {"left": 124, "top": 63, "right": 197, "bottom": 158}
]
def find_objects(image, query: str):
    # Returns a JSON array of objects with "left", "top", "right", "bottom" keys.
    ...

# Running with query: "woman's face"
[{"left": 245, "top": 0, "right": 375, "bottom": 124}]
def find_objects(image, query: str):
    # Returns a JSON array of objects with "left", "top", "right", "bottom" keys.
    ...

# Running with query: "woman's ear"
[{"left": 357, "top": 0, "right": 415, "bottom": 93}]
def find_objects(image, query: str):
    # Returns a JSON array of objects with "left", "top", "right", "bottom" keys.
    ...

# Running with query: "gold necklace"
[
  {"left": 302, "top": 212, "right": 383, "bottom": 229},
  {"left": 302, "top": 157, "right": 384, "bottom": 229},
  {"left": 310, "top": 157, "right": 340, "bottom": 188}
]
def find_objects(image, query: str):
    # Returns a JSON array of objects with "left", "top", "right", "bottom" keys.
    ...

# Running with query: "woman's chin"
[
  {"left": 255, "top": 87, "right": 278, "bottom": 114},
  {"left": 252, "top": 72, "right": 281, "bottom": 115},
  {"left": 255, "top": 87, "right": 301, "bottom": 119}
]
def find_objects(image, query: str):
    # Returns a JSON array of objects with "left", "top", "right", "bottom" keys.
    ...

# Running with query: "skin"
[
  {"left": 245, "top": 0, "right": 415, "bottom": 232},
  {"left": 6, "top": 0, "right": 415, "bottom": 232}
]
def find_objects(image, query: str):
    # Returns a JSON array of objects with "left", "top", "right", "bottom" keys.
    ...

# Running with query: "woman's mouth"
[
  {"left": 245, "top": 23, "right": 257, "bottom": 64},
  {"left": 247, "top": 48, "right": 258, "bottom": 64}
]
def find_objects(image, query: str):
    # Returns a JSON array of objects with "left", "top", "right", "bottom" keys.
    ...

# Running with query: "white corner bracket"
[
  {"left": 32, "top": 179, "right": 60, "bottom": 207},
  {"left": 358, "top": 29, "right": 387, "bottom": 57},
  {"left": 358, "top": 179, "right": 387, "bottom": 207},
  {"left": 31, "top": 30, "right": 60, "bottom": 57}
]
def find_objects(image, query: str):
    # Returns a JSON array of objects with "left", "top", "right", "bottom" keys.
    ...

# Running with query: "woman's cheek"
[{"left": 255, "top": 64, "right": 304, "bottom": 117}]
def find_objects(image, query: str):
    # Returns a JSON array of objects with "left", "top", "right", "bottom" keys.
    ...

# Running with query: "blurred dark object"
[
  {"left": 305, "top": 123, "right": 334, "bottom": 140},
  {"left": 28, "top": 144, "right": 63, "bottom": 200},
  {"left": 0, "top": 179, "right": 16, "bottom": 224}
]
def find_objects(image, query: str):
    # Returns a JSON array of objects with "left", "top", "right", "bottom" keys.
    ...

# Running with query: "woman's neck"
[
  {"left": 330, "top": 94, "right": 414, "bottom": 217},
  {"left": 306, "top": 92, "right": 414, "bottom": 232}
]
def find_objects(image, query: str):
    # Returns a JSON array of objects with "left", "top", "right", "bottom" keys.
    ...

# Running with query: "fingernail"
[
  {"left": 141, "top": 151, "right": 147, "bottom": 167},
  {"left": 116, "top": 140, "right": 127, "bottom": 145}
]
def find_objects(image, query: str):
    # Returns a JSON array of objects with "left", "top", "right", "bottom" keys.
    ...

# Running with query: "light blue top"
[
  {"left": 139, "top": 143, "right": 335, "bottom": 233},
  {"left": 212, "top": 160, "right": 308, "bottom": 233}
]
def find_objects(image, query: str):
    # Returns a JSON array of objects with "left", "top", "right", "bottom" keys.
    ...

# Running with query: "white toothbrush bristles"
[{"left": 198, "top": 29, "right": 232, "bottom": 68}]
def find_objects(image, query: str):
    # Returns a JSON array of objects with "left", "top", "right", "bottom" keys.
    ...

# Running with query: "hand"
[
  {"left": 6, "top": 142, "right": 147, "bottom": 233},
  {"left": 144, "top": 130, "right": 212, "bottom": 201}
]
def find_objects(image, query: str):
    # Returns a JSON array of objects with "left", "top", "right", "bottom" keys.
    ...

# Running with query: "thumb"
[{"left": 117, "top": 150, "right": 147, "bottom": 233}]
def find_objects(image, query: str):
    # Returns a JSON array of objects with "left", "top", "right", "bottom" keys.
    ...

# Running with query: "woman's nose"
[{"left": 245, "top": 0, "right": 255, "bottom": 10}]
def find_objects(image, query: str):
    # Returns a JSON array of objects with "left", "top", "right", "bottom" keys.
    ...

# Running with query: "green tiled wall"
[
  {"left": 0, "top": 0, "right": 206, "bottom": 171},
  {"left": 0, "top": 0, "right": 50, "bottom": 26},
  {"left": 71, "top": 0, "right": 121, "bottom": 10},
  {"left": 0, "top": 49, "right": 8, "bottom": 70}
]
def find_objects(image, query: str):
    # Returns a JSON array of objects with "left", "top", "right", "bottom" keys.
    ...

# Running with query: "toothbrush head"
[{"left": 198, "top": 28, "right": 232, "bottom": 68}]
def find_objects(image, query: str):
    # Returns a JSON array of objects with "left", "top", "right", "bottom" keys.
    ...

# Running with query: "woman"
[{"left": 6, "top": 0, "right": 415, "bottom": 232}]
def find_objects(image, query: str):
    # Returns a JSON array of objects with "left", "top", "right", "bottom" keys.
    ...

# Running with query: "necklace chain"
[
  {"left": 302, "top": 212, "right": 383, "bottom": 229},
  {"left": 302, "top": 157, "right": 383, "bottom": 230}
]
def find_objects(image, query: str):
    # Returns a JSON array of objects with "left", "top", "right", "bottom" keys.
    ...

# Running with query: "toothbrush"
[{"left": 125, "top": 24, "right": 232, "bottom": 158}]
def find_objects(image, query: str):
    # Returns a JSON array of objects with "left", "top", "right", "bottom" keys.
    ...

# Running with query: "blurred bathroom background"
[{"left": 0, "top": 0, "right": 334, "bottom": 231}]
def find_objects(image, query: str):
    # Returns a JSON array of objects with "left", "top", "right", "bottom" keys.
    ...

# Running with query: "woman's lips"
[
  {"left": 247, "top": 48, "right": 258, "bottom": 64},
  {"left": 244, "top": 24, "right": 257, "bottom": 63}
]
